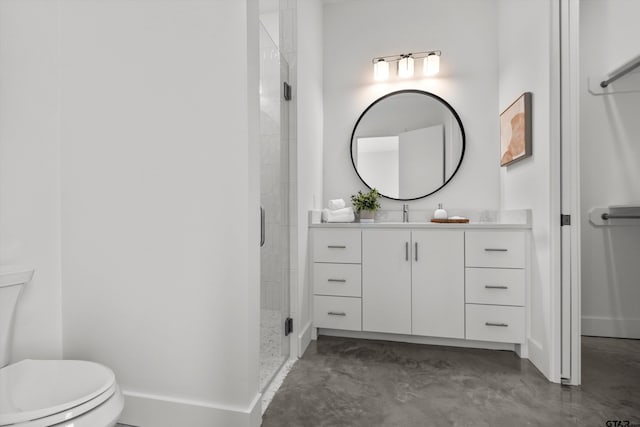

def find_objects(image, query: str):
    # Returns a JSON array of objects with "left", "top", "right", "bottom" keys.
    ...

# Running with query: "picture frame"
[{"left": 500, "top": 92, "right": 532, "bottom": 166}]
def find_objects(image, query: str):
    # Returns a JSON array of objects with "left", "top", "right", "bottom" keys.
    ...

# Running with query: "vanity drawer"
[
  {"left": 313, "top": 229, "right": 361, "bottom": 263},
  {"left": 465, "top": 268, "right": 525, "bottom": 306},
  {"left": 465, "top": 304, "right": 524, "bottom": 343},
  {"left": 314, "top": 263, "right": 361, "bottom": 297},
  {"left": 465, "top": 231, "right": 525, "bottom": 268},
  {"left": 313, "top": 296, "right": 362, "bottom": 331}
]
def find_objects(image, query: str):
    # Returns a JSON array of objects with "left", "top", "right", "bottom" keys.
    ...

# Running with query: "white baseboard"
[
  {"left": 119, "top": 390, "right": 262, "bottom": 427},
  {"left": 298, "top": 320, "right": 312, "bottom": 356},
  {"left": 582, "top": 316, "right": 640, "bottom": 339},
  {"left": 318, "top": 328, "right": 518, "bottom": 353}
]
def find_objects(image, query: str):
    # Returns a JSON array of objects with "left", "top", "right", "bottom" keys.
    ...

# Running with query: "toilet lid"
[{"left": 0, "top": 359, "right": 116, "bottom": 426}]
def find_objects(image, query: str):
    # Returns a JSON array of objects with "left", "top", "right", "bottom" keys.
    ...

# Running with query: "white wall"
[
  {"left": 60, "top": 1, "right": 261, "bottom": 424},
  {"left": 0, "top": 0, "right": 63, "bottom": 363},
  {"left": 3, "top": 1, "right": 262, "bottom": 426},
  {"left": 498, "top": 0, "right": 560, "bottom": 381},
  {"left": 579, "top": 0, "right": 640, "bottom": 338},
  {"left": 296, "top": 0, "right": 324, "bottom": 355},
  {"left": 323, "top": 0, "right": 500, "bottom": 210}
]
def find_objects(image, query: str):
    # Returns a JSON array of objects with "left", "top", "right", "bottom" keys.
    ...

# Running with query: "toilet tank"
[{"left": 0, "top": 266, "right": 34, "bottom": 368}]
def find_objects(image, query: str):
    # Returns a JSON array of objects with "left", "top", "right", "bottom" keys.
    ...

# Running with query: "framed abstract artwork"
[{"left": 500, "top": 92, "right": 532, "bottom": 166}]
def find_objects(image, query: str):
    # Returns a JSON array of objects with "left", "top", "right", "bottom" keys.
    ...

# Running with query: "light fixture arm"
[{"left": 371, "top": 50, "right": 441, "bottom": 64}]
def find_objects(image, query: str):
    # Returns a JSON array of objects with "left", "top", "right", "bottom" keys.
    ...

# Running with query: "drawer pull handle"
[
  {"left": 328, "top": 311, "right": 346, "bottom": 316},
  {"left": 328, "top": 279, "right": 346, "bottom": 283},
  {"left": 328, "top": 245, "right": 346, "bottom": 249},
  {"left": 484, "top": 248, "right": 508, "bottom": 252},
  {"left": 485, "top": 285, "right": 508, "bottom": 289},
  {"left": 485, "top": 322, "right": 509, "bottom": 327}
]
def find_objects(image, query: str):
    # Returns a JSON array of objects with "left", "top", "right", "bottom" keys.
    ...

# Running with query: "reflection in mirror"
[{"left": 351, "top": 90, "right": 465, "bottom": 200}]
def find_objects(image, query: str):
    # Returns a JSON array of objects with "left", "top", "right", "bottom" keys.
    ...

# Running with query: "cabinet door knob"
[
  {"left": 485, "top": 285, "right": 508, "bottom": 289},
  {"left": 328, "top": 311, "right": 346, "bottom": 316},
  {"left": 485, "top": 322, "right": 509, "bottom": 327},
  {"left": 327, "top": 279, "right": 346, "bottom": 283}
]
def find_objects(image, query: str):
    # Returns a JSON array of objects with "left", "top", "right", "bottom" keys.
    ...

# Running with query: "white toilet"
[{"left": 0, "top": 266, "right": 124, "bottom": 427}]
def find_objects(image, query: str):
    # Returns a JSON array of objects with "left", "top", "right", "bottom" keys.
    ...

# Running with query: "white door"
[
  {"left": 411, "top": 230, "right": 465, "bottom": 338},
  {"left": 362, "top": 229, "right": 412, "bottom": 334}
]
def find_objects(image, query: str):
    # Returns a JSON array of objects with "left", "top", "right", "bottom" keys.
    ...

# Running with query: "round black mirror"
[{"left": 350, "top": 90, "right": 465, "bottom": 200}]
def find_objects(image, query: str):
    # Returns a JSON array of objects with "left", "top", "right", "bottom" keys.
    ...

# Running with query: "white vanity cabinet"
[{"left": 311, "top": 224, "right": 529, "bottom": 354}]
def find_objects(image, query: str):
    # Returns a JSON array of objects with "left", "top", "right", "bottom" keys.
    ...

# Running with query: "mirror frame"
[{"left": 350, "top": 89, "right": 466, "bottom": 201}]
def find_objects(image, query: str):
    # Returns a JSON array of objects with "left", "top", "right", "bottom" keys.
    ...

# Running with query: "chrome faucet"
[{"left": 402, "top": 204, "right": 409, "bottom": 223}]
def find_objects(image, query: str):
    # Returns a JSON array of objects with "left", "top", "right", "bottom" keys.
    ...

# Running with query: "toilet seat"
[{"left": 0, "top": 359, "right": 117, "bottom": 427}]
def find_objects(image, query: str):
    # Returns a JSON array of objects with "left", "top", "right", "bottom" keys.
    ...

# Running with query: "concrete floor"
[{"left": 262, "top": 335, "right": 640, "bottom": 426}]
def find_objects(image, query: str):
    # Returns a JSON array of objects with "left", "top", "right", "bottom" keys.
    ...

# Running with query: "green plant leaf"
[{"left": 350, "top": 188, "right": 381, "bottom": 212}]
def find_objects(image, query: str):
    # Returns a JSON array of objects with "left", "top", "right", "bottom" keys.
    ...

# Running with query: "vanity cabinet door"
[
  {"left": 362, "top": 229, "right": 412, "bottom": 335},
  {"left": 411, "top": 230, "right": 464, "bottom": 339}
]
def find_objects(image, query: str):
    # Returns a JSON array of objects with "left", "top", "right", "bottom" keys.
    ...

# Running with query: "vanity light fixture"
[
  {"left": 371, "top": 50, "right": 441, "bottom": 81},
  {"left": 373, "top": 59, "right": 390, "bottom": 81},
  {"left": 398, "top": 54, "right": 414, "bottom": 78},
  {"left": 423, "top": 52, "right": 440, "bottom": 76}
]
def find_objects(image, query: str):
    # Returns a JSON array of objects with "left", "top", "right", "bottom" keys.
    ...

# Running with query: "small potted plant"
[{"left": 351, "top": 188, "right": 381, "bottom": 223}]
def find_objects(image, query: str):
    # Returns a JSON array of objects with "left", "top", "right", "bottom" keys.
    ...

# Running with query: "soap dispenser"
[{"left": 433, "top": 203, "right": 448, "bottom": 220}]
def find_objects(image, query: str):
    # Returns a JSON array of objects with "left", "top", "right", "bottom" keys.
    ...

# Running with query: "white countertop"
[
  {"left": 309, "top": 209, "right": 531, "bottom": 230},
  {"left": 310, "top": 222, "right": 530, "bottom": 230}
]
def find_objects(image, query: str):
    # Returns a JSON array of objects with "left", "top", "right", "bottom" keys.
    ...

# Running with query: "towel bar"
[
  {"left": 601, "top": 213, "right": 640, "bottom": 220},
  {"left": 589, "top": 207, "right": 640, "bottom": 226}
]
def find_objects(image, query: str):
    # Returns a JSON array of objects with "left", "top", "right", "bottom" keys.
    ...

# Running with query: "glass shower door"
[{"left": 259, "top": 23, "right": 290, "bottom": 392}]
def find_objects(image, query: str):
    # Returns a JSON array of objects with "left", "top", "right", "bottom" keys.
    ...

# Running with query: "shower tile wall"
[{"left": 260, "top": 128, "right": 288, "bottom": 311}]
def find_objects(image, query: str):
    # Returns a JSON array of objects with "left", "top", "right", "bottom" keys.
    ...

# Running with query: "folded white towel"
[
  {"left": 326, "top": 207, "right": 352, "bottom": 216},
  {"left": 328, "top": 199, "right": 346, "bottom": 210},
  {"left": 326, "top": 215, "right": 355, "bottom": 223},
  {"left": 322, "top": 207, "right": 355, "bottom": 223}
]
